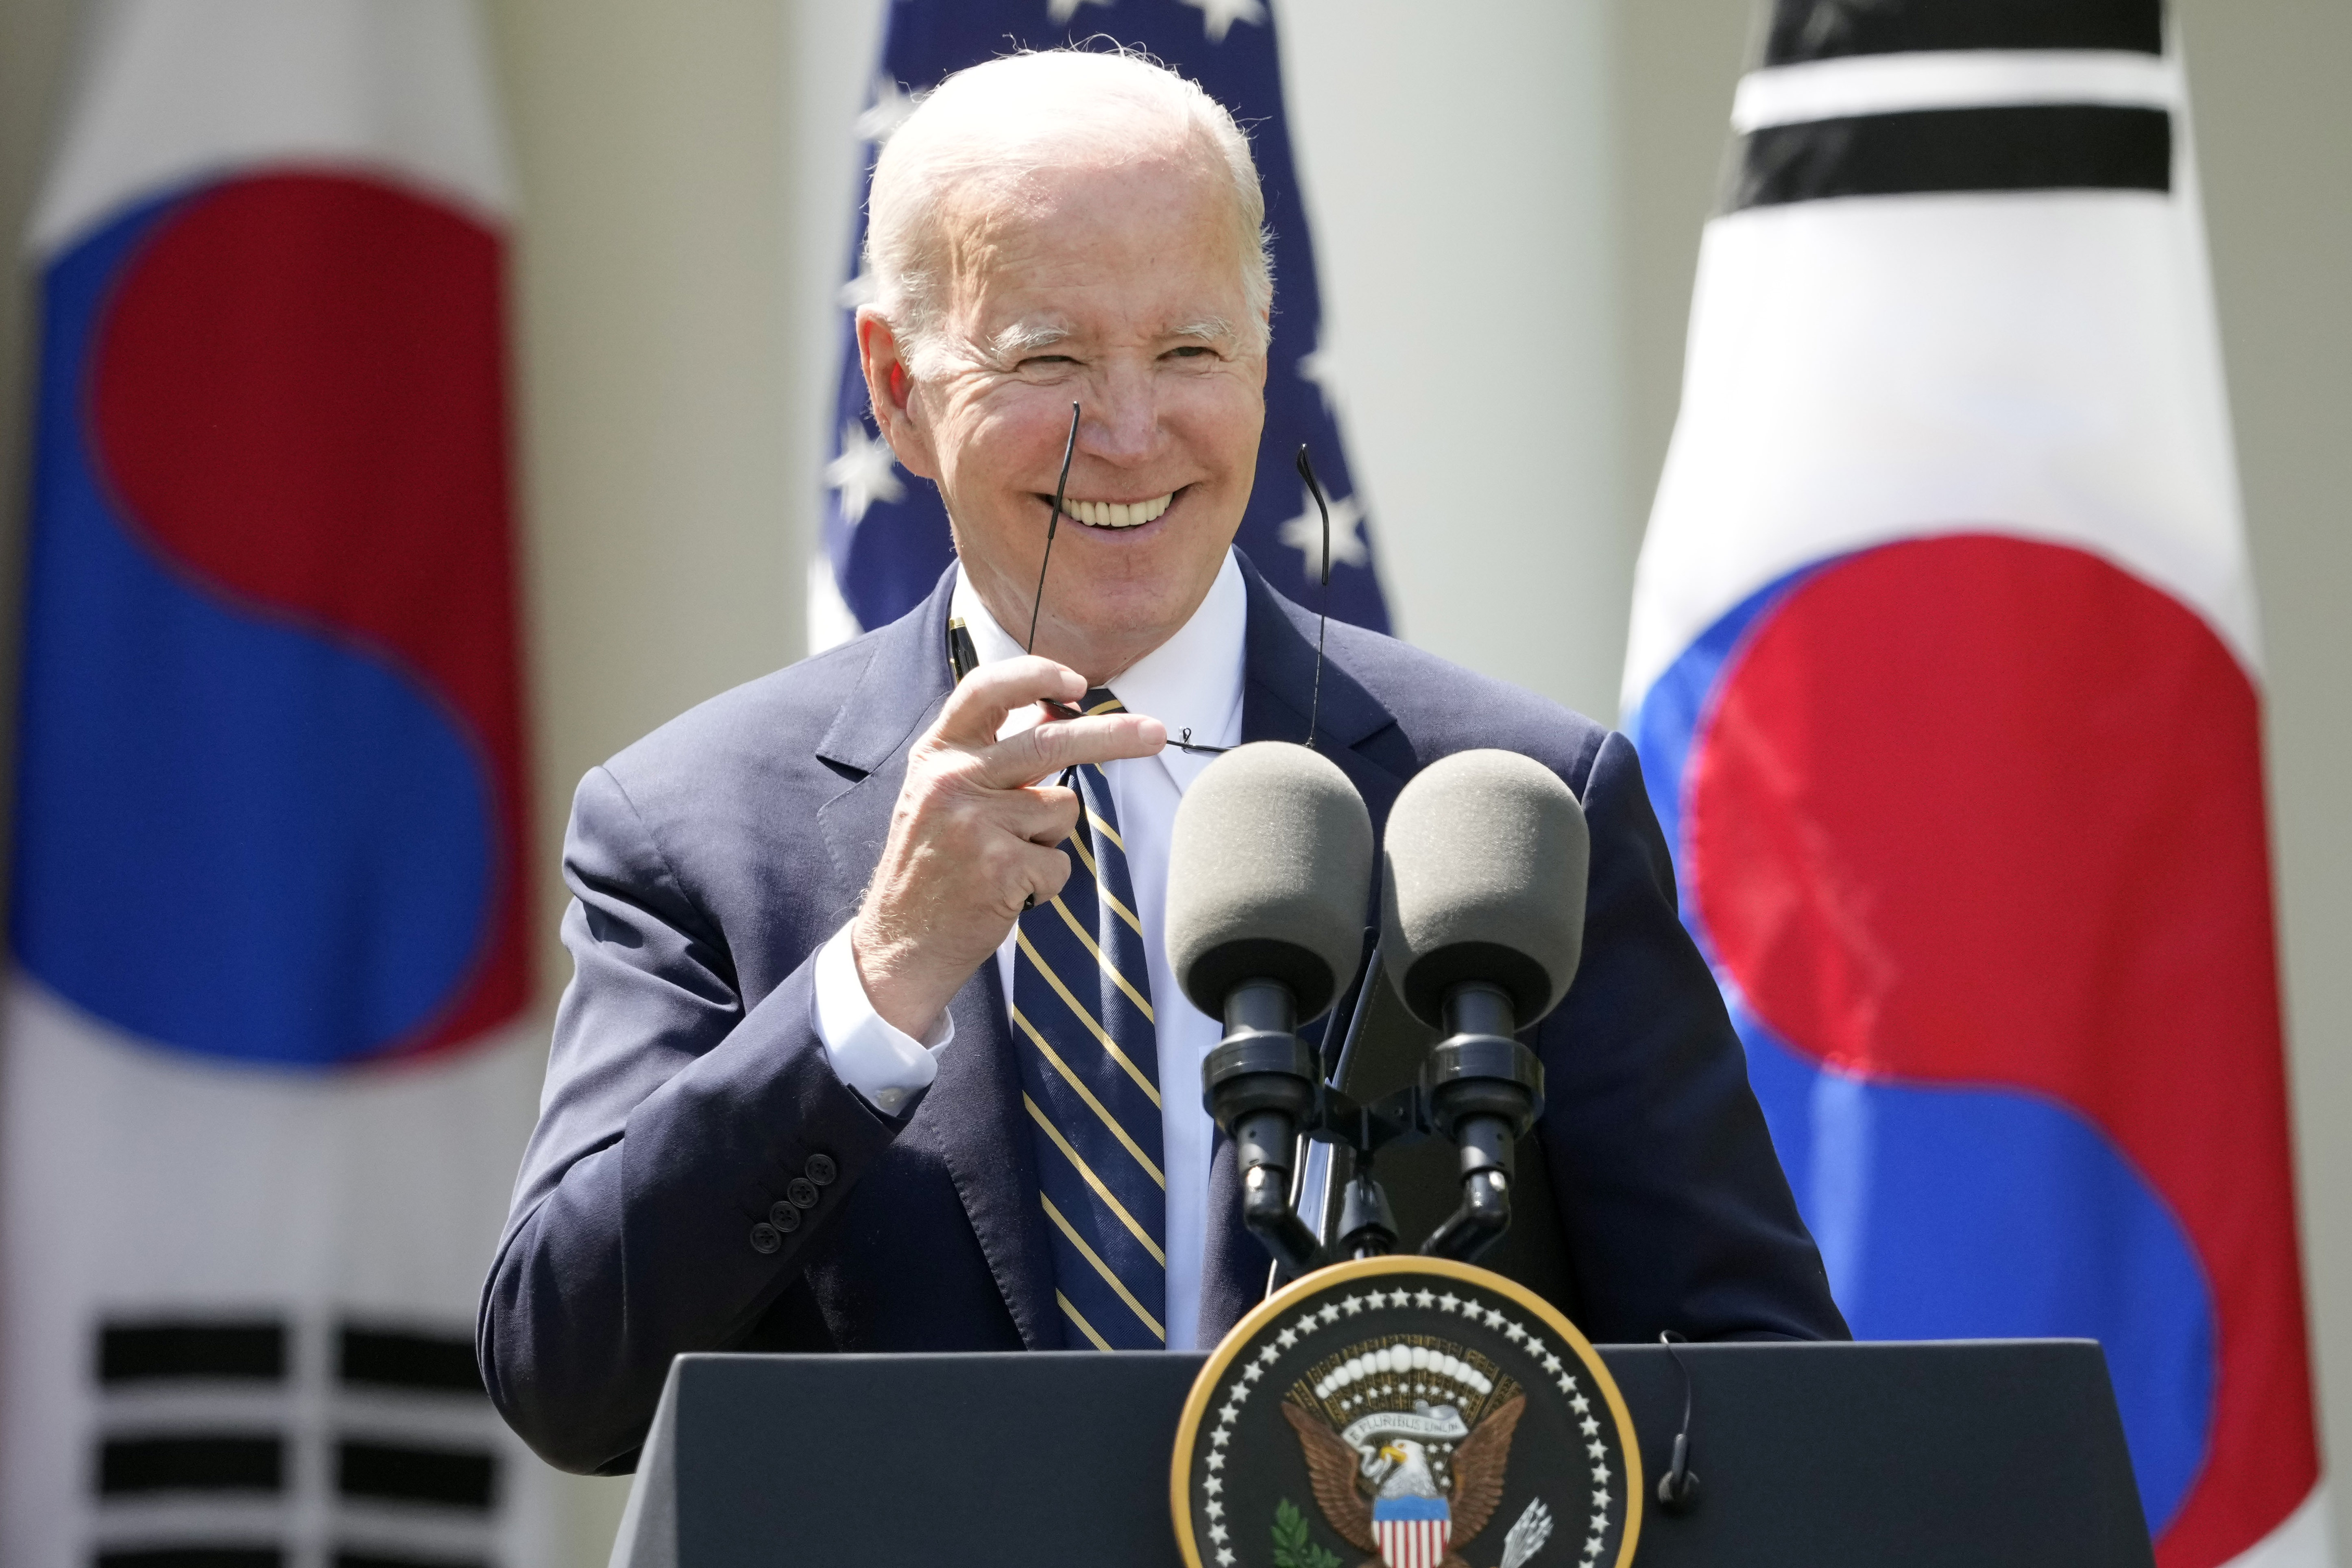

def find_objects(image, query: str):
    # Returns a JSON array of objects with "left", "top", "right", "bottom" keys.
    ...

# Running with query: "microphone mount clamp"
[{"left": 1204, "top": 976, "right": 1546, "bottom": 1280}]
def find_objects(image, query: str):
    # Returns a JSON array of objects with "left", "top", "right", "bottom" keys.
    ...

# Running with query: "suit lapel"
[
  {"left": 813, "top": 568, "right": 1059, "bottom": 1349},
  {"left": 1197, "top": 556, "right": 1412, "bottom": 1341}
]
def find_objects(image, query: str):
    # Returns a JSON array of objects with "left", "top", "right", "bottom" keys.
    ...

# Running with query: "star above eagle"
[{"left": 1282, "top": 1395, "right": 1527, "bottom": 1568}]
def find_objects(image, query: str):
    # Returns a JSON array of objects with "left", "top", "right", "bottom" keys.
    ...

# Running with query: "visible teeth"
[{"left": 1066, "top": 493, "right": 1174, "bottom": 529}]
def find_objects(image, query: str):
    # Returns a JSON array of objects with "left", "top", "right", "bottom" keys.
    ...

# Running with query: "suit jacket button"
[
  {"left": 805, "top": 1153, "right": 838, "bottom": 1186},
  {"left": 785, "top": 1176, "right": 820, "bottom": 1209},
  {"left": 749, "top": 1222, "right": 782, "bottom": 1255},
  {"left": 768, "top": 1200, "right": 802, "bottom": 1233}
]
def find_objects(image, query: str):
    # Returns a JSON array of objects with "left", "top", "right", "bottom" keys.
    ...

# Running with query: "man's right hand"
[{"left": 849, "top": 656, "right": 1166, "bottom": 1038}]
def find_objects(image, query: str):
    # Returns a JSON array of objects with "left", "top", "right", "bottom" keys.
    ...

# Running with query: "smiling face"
[{"left": 858, "top": 147, "right": 1268, "bottom": 683}]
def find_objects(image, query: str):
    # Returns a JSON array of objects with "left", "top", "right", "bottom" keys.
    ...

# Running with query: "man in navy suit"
[{"left": 481, "top": 50, "right": 1842, "bottom": 1474}]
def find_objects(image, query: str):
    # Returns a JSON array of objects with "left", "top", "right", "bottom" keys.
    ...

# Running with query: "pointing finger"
[
  {"left": 932, "top": 656, "right": 1087, "bottom": 752},
  {"left": 977, "top": 711, "right": 1167, "bottom": 790}
]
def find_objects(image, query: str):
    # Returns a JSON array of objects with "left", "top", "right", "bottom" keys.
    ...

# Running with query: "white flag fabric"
[
  {"left": 1622, "top": 4, "right": 2328, "bottom": 1567},
  {"left": 2, "top": 4, "right": 554, "bottom": 1567}
]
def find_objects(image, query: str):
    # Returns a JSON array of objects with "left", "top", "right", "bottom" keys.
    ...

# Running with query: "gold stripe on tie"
[
  {"left": 1046, "top": 896, "right": 1155, "bottom": 1023},
  {"left": 1042, "top": 1193, "right": 1168, "bottom": 1341},
  {"left": 1011, "top": 1005, "right": 1166, "bottom": 1186},
  {"left": 1086, "top": 810, "right": 1127, "bottom": 853},
  {"left": 1056, "top": 1290, "right": 1114, "bottom": 1352},
  {"left": 1023, "top": 1094, "right": 1167, "bottom": 1265},
  {"left": 1062, "top": 833, "right": 1145, "bottom": 938},
  {"left": 1084, "top": 697, "right": 1126, "bottom": 716},
  {"left": 1014, "top": 931, "right": 1161, "bottom": 1106}
]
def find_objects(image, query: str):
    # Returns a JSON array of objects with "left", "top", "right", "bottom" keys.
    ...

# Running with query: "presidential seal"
[{"left": 1172, "top": 1258, "right": 1641, "bottom": 1568}]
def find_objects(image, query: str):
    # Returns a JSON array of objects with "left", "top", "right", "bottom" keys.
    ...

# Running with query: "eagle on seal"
[{"left": 1281, "top": 1395, "right": 1526, "bottom": 1568}]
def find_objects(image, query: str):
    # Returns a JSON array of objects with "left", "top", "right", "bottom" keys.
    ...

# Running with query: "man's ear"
[{"left": 856, "top": 310, "right": 941, "bottom": 481}]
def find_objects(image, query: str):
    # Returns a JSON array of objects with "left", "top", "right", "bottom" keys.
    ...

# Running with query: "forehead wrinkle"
[{"left": 934, "top": 150, "right": 1254, "bottom": 321}]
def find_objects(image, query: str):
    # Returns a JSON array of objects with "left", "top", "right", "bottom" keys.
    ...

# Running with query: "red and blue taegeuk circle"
[
  {"left": 1628, "top": 534, "right": 2314, "bottom": 1566},
  {"left": 11, "top": 171, "right": 530, "bottom": 1067}
]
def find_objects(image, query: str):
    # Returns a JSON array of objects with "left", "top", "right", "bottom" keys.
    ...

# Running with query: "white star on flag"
[
  {"left": 1278, "top": 485, "right": 1368, "bottom": 577},
  {"left": 1296, "top": 335, "right": 1342, "bottom": 417},
  {"left": 1178, "top": 0, "right": 1266, "bottom": 43},
  {"left": 854, "top": 74, "right": 924, "bottom": 145},
  {"left": 837, "top": 264, "right": 879, "bottom": 311},
  {"left": 1046, "top": 0, "right": 1114, "bottom": 20},
  {"left": 826, "top": 421, "right": 904, "bottom": 524}
]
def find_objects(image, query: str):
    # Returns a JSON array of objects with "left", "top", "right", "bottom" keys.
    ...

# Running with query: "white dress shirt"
[{"left": 809, "top": 549, "right": 1248, "bottom": 1349}]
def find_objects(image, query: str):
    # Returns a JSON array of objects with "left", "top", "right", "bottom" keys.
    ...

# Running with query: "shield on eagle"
[{"left": 1372, "top": 1489, "right": 1452, "bottom": 1568}]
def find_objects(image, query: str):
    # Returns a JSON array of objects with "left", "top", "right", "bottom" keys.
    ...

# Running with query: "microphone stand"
[{"left": 1203, "top": 954, "right": 1546, "bottom": 1277}]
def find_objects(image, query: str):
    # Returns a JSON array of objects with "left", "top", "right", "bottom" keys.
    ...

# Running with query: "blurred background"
[{"left": 0, "top": 0, "right": 2343, "bottom": 1562}]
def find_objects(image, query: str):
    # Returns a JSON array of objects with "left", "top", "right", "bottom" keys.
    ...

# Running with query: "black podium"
[{"left": 609, "top": 1341, "right": 2152, "bottom": 1568}]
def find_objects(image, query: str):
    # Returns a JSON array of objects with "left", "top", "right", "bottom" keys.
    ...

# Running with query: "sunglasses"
[{"left": 947, "top": 401, "right": 1339, "bottom": 756}]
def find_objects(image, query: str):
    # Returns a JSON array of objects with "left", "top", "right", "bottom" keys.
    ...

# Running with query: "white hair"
[{"left": 863, "top": 48, "right": 1273, "bottom": 372}]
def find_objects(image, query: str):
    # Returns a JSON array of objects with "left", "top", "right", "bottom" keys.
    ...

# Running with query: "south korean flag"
[{"left": 1623, "top": 4, "right": 2328, "bottom": 1568}]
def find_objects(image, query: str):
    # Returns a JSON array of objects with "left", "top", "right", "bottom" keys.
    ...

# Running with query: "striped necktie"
[{"left": 1011, "top": 688, "right": 1166, "bottom": 1350}]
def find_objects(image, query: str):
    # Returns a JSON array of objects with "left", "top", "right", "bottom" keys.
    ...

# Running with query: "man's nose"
[{"left": 1076, "top": 364, "right": 1159, "bottom": 465}]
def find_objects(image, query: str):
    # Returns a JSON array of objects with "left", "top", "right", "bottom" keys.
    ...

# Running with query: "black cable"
[
  {"left": 1657, "top": 1329, "right": 1702, "bottom": 1514},
  {"left": 1293, "top": 445, "right": 1333, "bottom": 751}
]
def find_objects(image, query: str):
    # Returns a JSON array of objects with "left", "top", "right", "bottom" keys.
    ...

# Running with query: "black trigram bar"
[
  {"left": 336, "top": 1442, "right": 497, "bottom": 1510},
  {"left": 1730, "top": 105, "right": 2172, "bottom": 210},
  {"left": 337, "top": 1327, "right": 484, "bottom": 1396},
  {"left": 99, "top": 1322, "right": 286, "bottom": 1385},
  {"left": 334, "top": 1553, "right": 488, "bottom": 1568},
  {"left": 98, "top": 1436, "right": 283, "bottom": 1496},
  {"left": 96, "top": 1548, "right": 282, "bottom": 1568},
  {"left": 1763, "top": 0, "right": 2161, "bottom": 65}
]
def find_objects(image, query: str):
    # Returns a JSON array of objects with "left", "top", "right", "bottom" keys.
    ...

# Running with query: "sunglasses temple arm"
[{"left": 1026, "top": 401, "right": 1082, "bottom": 656}]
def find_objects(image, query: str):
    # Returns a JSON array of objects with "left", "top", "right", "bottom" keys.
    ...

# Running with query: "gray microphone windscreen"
[
  {"left": 1380, "top": 749, "right": 1589, "bottom": 1028},
  {"left": 1167, "top": 742, "right": 1375, "bottom": 1023}
]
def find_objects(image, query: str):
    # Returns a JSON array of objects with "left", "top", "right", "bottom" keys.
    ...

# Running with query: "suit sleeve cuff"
[{"left": 811, "top": 922, "right": 953, "bottom": 1116}]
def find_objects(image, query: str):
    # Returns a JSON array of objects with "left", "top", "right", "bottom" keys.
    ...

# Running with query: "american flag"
[{"left": 815, "top": 0, "right": 1391, "bottom": 642}]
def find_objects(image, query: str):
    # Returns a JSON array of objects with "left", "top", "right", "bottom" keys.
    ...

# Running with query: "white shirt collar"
[{"left": 949, "top": 550, "right": 1248, "bottom": 791}]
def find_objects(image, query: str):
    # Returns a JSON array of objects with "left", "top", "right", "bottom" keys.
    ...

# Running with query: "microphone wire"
[{"left": 1295, "top": 445, "right": 1334, "bottom": 751}]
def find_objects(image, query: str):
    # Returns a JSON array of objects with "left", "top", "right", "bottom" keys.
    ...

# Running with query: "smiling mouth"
[{"left": 1044, "top": 490, "right": 1178, "bottom": 530}]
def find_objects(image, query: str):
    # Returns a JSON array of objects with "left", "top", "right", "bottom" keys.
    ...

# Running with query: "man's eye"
[
  {"left": 1165, "top": 345, "right": 1215, "bottom": 360},
  {"left": 1021, "top": 354, "right": 1077, "bottom": 369}
]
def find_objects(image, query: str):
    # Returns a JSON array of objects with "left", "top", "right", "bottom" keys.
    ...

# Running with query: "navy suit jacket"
[{"left": 480, "top": 556, "right": 1844, "bottom": 1474}]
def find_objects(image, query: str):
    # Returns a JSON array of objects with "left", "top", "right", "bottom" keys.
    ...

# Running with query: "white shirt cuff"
[{"left": 811, "top": 922, "right": 953, "bottom": 1116}]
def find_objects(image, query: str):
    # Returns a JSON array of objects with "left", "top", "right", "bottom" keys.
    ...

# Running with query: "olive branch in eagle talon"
[{"left": 1280, "top": 1395, "right": 1528, "bottom": 1568}]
